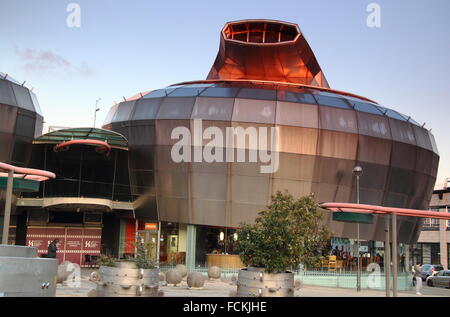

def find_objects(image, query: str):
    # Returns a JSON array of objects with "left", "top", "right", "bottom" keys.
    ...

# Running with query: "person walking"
[
  {"left": 413, "top": 262, "right": 422, "bottom": 295},
  {"left": 47, "top": 239, "right": 59, "bottom": 259}
]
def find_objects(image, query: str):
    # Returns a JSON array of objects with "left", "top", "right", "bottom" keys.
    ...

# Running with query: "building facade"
[
  {"left": 413, "top": 181, "right": 450, "bottom": 269},
  {"left": 0, "top": 20, "right": 440, "bottom": 268}
]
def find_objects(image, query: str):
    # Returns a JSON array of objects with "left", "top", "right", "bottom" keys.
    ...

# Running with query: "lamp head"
[{"left": 352, "top": 166, "right": 363, "bottom": 177}]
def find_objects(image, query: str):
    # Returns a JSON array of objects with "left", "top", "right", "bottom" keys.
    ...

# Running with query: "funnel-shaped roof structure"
[{"left": 207, "top": 19, "right": 329, "bottom": 88}]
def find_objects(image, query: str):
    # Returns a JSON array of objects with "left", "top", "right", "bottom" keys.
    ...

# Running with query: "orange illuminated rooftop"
[{"left": 207, "top": 19, "right": 329, "bottom": 88}]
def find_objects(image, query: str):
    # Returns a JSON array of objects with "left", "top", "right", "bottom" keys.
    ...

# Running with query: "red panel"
[
  {"left": 26, "top": 226, "right": 102, "bottom": 266},
  {"left": 124, "top": 220, "right": 136, "bottom": 254}
]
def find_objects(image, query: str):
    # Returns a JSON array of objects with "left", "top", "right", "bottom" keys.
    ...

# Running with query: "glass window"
[
  {"left": 273, "top": 153, "right": 316, "bottom": 182},
  {"left": 412, "top": 125, "right": 433, "bottom": 151},
  {"left": 168, "top": 87, "right": 206, "bottom": 97},
  {"left": 200, "top": 87, "right": 240, "bottom": 98},
  {"left": 237, "top": 88, "right": 277, "bottom": 100},
  {"left": 232, "top": 99, "right": 276, "bottom": 124},
  {"left": 351, "top": 101, "right": 383, "bottom": 115},
  {"left": 103, "top": 104, "right": 118, "bottom": 125},
  {"left": 156, "top": 97, "right": 196, "bottom": 120},
  {"left": 111, "top": 100, "right": 136, "bottom": 123},
  {"left": 0, "top": 104, "right": 17, "bottom": 133},
  {"left": 34, "top": 115, "right": 44, "bottom": 138},
  {"left": 390, "top": 141, "right": 416, "bottom": 170},
  {"left": 29, "top": 91, "right": 43, "bottom": 116},
  {"left": 0, "top": 79, "right": 17, "bottom": 106},
  {"left": 375, "top": 105, "right": 407, "bottom": 121},
  {"left": 387, "top": 167, "right": 414, "bottom": 195},
  {"left": 277, "top": 91, "right": 317, "bottom": 104},
  {"left": 357, "top": 135, "right": 392, "bottom": 165},
  {"left": 143, "top": 88, "right": 176, "bottom": 99},
  {"left": 15, "top": 112, "right": 36, "bottom": 138},
  {"left": 428, "top": 131, "right": 439, "bottom": 155},
  {"left": 319, "top": 107, "right": 357, "bottom": 133},
  {"left": 155, "top": 120, "right": 190, "bottom": 145},
  {"left": 389, "top": 119, "right": 416, "bottom": 145},
  {"left": 278, "top": 126, "right": 318, "bottom": 155},
  {"left": 11, "top": 84, "right": 34, "bottom": 112},
  {"left": 313, "top": 94, "right": 352, "bottom": 109},
  {"left": 191, "top": 97, "right": 234, "bottom": 121},
  {"left": 129, "top": 125, "right": 156, "bottom": 145},
  {"left": 231, "top": 175, "right": 270, "bottom": 204},
  {"left": 415, "top": 147, "right": 433, "bottom": 175},
  {"left": 132, "top": 98, "right": 163, "bottom": 120},
  {"left": 276, "top": 101, "right": 318, "bottom": 128},
  {"left": 317, "top": 130, "right": 358, "bottom": 160},
  {"left": 356, "top": 112, "right": 391, "bottom": 139}
]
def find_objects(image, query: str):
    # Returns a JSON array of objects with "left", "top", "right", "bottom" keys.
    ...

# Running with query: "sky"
[{"left": 0, "top": 0, "right": 449, "bottom": 188}]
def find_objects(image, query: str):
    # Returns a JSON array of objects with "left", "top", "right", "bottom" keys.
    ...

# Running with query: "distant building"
[{"left": 414, "top": 180, "right": 450, "bottom": 269}]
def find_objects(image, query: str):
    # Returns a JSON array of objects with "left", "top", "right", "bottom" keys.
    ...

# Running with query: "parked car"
[
  {"left": 421, "top": 264, "right": 444, "bottom": 281},
  {"left": 427, "top": 270, "right": 450, "bottom": 288}
]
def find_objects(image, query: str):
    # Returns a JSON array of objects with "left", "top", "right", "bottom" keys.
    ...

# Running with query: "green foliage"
[
  {"left": 97, "top": 254, "right": 117, "bottom": 267},
  {"left": 236, "top": 191, "right": 331, "bottom": 273},
  {"left": 133, "top": 239, "right": 156, "bottom": 269}
]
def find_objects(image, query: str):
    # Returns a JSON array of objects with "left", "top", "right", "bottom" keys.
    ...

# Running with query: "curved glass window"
[
  {"left": 389, "top": 119, "right": 416, "bottom": 145},
  {"left": 351, "top": 101, "right": 383, "bottom": 115},
  {"left": 375, "top": 105, "right": 407, "bottom": 121},
  {"left": 15, "top": 112, "right": 36, "bottom": 138},
  {"left": 143, "top": 88, "right": 176, "bottom": 99},
  {"left": 237, "top": 88, "right": 276, "bottom": 100},
  {"left": 357, "top": 112, "right": 391, "bottom": 139},
  {"left": 0, "top": 104, "right": 17, "bottom": 133},
  {"left": 232, "top": 99, "right": 276, "bottom": 124},
  {"left": 103, "top": 104, "right": 118, "bottom": 125},
  {"left": 111, "top": 100, "right": 136, "bottom": 123},
  {"left": 191, "top": 97, "right": 234, "bottom": 121},
  {"left": 30, "top": 91, "right": 43, "bottom": 116},
  {"left": 412, "top": 125, "right": 433, "bottom": 151},
  {"left": 319, "top": 107, "right": 357, "bottom": 133},
  {"left": 276, "top": 101, "right": 318, "bottom": 128},
  {"left": 200, "top": 87, "right": 240, "bottom": 98},
  {"left": 277, "top": 91, "right": 317, "bottom": 104},
  {"left": 156, "top": 97, "right": 196, "bottom": 120},
  {"left": 0, "top": 80, "right": 17, "bottom": 106},
  {"left": 314, "top": 94, "right": 352, "bottom": 109},
  {"left": 132, "top": 98, "right": 163, "bottom": 120},
  {"left": 11, "top": 84, "right": 34, "bottom": 112},
  {"left": 168, "top": 87, "right": 206, "bottom": 97}
]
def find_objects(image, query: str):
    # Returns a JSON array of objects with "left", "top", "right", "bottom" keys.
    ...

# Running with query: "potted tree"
[
  {"left": 96, "top": 238, "right": 161, "bottom": 297},
  {"left": 235, "top": 191, "right": 330, "bottom": 297}
]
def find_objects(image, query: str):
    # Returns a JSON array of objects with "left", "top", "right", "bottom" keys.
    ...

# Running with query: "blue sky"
[{"left": 0, "top": 0, "right": 449, "bottom": 187}]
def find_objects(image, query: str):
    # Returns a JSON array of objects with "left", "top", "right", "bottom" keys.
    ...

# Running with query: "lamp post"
[
  {"left": 352, "top": 165, "right": 363, "bottom": 292},
  {"left": 93, "top": 98, "right": 101, "bottom": 128}
]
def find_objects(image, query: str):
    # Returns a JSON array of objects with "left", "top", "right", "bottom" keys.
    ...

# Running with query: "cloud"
[{"left": 15, "top": 47, "right": 94, "bottom": 78}]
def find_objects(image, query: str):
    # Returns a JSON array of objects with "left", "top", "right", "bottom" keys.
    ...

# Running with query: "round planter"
[
  {"left": 236, "top": 267, "right": 294, "bottom": 297},
  {"left": 96, "top": 261, "right": 160, "bottom": 297}
]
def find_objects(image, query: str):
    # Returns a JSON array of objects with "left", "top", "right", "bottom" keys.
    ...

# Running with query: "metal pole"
[
  {"left": 156, "top": 221, "right": 161, "bottom": 268},
  {"left": 356, "top": 175, "right": 361, "bottom": 292},
  {"left": 1, "top": 170, "right": 13, "bottom": 244},
  {"left": 93, "top": 98, "right": 101, "bottom": 128},
  {"left": 385, "top": 215, "right": 391, "bottom": 297},
  {"left": 392, "top": 213, "right": 398, "bottom": 297}
]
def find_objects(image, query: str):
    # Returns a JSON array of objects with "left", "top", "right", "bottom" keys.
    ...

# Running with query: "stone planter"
[
  {"left": 96, "top": 261, "right": 161, "bottom": 297},
  {"left": 236, "top": 267, "right": 294, "bottom": 297},
  {"left": 0, "top": 245, "right": 57, "bottom": 297}
]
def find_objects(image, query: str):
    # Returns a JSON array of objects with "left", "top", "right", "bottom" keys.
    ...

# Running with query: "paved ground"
[{"left": 55, "top": 269, "right": 450, "bottom": 297}]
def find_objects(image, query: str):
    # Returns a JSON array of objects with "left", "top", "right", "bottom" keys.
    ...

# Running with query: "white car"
[{"left": 426, "top": 270, "right": 450, "bottom": 288}]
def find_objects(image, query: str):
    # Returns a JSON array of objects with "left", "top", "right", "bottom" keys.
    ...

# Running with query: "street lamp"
[
  {"left": 352, "top": 165, "right": 363, "bottom": 292},
  {"left": 93, "top": 98, "right": 101, "bottom": 128}
]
